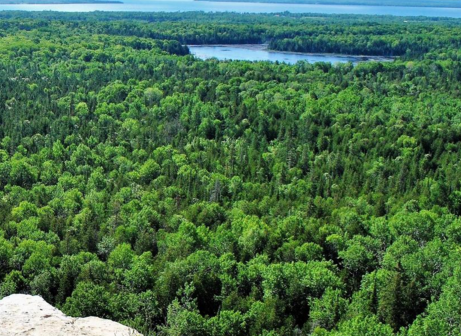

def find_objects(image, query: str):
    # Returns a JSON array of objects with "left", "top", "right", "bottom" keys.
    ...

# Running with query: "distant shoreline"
[
  {"left": 0, "top": 0, "right": 122, "bottom": 4},
  {"left": 194, "top": 0, "right": 461, "bottom": 8}
]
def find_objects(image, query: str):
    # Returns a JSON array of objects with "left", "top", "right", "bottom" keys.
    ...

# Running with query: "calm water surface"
[
  {"left": 190, "top": 45, "right": 392, "bottom": 64},
  {"left": 0, "top": 0, "right": 460, "bottom": 17}
]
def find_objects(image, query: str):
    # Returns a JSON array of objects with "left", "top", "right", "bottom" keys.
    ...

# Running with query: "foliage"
[{"left": 1, "top": 10, "right": 461, "bottom": 336}]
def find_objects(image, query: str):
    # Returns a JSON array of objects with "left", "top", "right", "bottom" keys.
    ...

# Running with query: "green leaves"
[
  {"left": 63, "top": 282, "right": 111, "bottom": 318},
  {"left": 1, "top": 11, "right": 461, "bottom": 336},
  {"left": 108, "top": 243, "right": 135, "bottom": 270},
  {"left": 331, "top": 315, "right": 394, "bottom": 336}
]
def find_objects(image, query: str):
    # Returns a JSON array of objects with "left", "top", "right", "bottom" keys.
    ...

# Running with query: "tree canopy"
[{"left": 1, "top": 10, "right": 461, "bottom": 336}]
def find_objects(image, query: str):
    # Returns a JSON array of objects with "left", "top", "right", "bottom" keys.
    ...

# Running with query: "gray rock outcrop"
[{"left": 0, "top": 294, "right": 142, "bottom": 336}]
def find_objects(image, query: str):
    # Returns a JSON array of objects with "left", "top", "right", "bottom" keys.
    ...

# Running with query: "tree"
[
  {"left": 330, "top": 315, "right": 393, "bottom": 336},
  {"left": 309, "top": 288, "right": 348, "bottom": 331},
  {"left": 63, "top": 282, "right": 111, "bottom": 318}
]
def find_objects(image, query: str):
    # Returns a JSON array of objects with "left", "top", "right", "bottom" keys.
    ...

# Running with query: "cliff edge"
[{"left": 0, "top": 294, "right": 142, "bottom": 336}]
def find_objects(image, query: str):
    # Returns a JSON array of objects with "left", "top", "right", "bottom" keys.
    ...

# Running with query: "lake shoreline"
[
  {"left": 0, "top": 1, "right": 459, "bottom": 17},
  {"left": 194, "top": 0, "right": 461, "bottom": 9},
  {"left": 0, "top": 1, "right": 122, "bottom": 3}
]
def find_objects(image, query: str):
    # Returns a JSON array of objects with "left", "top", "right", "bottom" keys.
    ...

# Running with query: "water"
[
  {"left": 189, "top": 45, "right": 392, "bottom": 64},
  {"left": 0, "top": 0, "right": 460, "bottom": 17}
]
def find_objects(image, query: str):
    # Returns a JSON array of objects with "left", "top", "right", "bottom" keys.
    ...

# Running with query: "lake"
[
  {"left": 189, "top": 45, "right": 393, "bottom": 64},
  {"left": 0, "top": 0, "right": 461, "bottom": 17}
]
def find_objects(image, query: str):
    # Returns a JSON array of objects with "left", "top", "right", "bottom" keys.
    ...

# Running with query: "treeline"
[
  {"left": 196, "top": 0, "right": 461, "bottom": 8},
  {"left": 1, "top": 12, "right": 461, "bottom": 57},
  {"left": 2, "top": 11, "right": 461, "bottom": 336},
  {"left": 268, "top": 33, "right": 461, "bottom": 56}
]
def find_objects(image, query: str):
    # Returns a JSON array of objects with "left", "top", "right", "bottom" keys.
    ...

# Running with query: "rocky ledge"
[{"left": 0, "top": 294, "right": 142, "bottom": 336}]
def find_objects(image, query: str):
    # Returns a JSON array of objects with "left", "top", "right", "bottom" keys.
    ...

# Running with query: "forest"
[{"left": 1, "top": 10, "right": 461, "bottom": 336}]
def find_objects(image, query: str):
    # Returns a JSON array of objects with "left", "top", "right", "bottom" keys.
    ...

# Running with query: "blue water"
[
  {"left": 190, "top": 45, "right": 392, "bottom": 64},
  {"left": 0, "top": 0, "right": 460, "bottom": 17}
]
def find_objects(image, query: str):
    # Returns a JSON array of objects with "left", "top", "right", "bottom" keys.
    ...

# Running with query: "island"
[{"left": 195, "top": 0, "right": 461, "bottom": 8}]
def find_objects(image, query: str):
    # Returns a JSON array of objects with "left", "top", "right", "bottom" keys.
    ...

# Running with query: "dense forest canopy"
[
  {"left": 1, "top": 10, "right": 461, "bottom": 336},
  {"left": 1, "top": 11, "right": 461, "bottom": 57}
]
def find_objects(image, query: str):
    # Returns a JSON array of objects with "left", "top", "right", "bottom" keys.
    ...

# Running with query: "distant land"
[
  {"left": 0, "top": 0, "right": 121, "bottom": 3},
  {"left": 196, "top": 0, "right": 461, "bottom": 7}
]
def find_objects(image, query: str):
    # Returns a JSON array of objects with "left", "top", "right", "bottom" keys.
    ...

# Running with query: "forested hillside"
[{"left": 1, "top": 11, "right": 461, "bottom": 336}]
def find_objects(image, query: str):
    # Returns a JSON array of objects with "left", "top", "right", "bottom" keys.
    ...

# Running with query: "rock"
[{"left": 0, "top": 294, "right": 142, "bottom": 336}]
